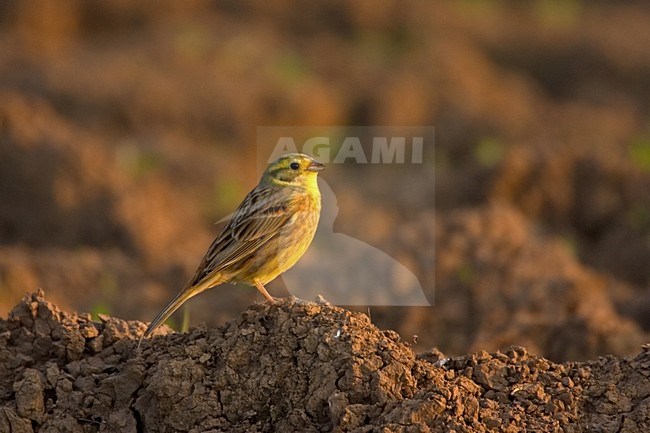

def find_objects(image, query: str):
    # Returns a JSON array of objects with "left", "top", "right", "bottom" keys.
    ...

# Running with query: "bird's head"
[{"left": 262, "top": 153, "right": 325, "bottom": 188}]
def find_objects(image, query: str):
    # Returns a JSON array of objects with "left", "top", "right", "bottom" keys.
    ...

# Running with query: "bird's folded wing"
[{"left": 186, "top": 185, "right": 294, "bottom": 287}]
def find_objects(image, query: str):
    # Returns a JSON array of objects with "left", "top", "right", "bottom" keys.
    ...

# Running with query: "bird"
[{"left": 140, "top": 153, "right": 325, "bottom": 343}]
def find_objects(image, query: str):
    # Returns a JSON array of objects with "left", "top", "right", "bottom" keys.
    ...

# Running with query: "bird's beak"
[{"left": 306, "top": 160, "right": 325, "bottom": 172}]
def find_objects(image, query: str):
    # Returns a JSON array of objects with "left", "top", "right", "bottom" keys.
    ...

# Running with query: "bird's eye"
[{"left": 290, "top": 162, "right": 300, "bottom": 170}]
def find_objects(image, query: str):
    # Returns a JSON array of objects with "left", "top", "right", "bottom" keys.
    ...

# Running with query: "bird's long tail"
[{"left": 138, "top": 281, "right": 211, "bottom": 347}]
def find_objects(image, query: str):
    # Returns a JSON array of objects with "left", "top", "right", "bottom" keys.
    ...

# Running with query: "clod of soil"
[{"left": 1, "top": 291, "right": 649, "bottom": 432}]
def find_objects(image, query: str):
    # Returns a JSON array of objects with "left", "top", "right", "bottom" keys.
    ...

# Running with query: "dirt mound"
[
  {"left": 1, "top": 292, "right": 648, "bottom": 432},
  {"left": 366, "top": 205, "right": 645, "bottom": 361}
]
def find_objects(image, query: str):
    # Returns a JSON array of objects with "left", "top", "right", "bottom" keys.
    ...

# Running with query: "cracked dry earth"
[{"left": 1, "top": 292, "right": 649, "bottom": 432}]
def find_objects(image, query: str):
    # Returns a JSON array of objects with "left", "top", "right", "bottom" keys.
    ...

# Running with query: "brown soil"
[
  {"left": 1, "top": 291, "right": 648, "bottom": 433},
  {"left": 366, "top": 205, "right": 645, "bottom": 362}
]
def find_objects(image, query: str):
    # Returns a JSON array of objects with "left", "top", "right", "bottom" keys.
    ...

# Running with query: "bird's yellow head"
[{"left": 262, "top": 153, "right": 325, "bottom": 189}]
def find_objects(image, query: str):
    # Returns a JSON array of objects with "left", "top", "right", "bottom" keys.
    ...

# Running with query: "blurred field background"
[{"left": 0, "top": 0, "right": 649, "bottom": 361}]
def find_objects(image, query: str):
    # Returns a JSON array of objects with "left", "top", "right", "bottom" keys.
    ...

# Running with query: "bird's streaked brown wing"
[
  {"left": 185, "top": 184, "right": 295, "bottom": 288},
  {"left": 140, "top": 185, "right": 296, "bottom": 342}
]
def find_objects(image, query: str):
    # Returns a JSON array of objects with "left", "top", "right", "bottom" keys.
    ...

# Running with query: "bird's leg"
[{"left": 254, "top": 279, "right": 276, "bottom": 303}]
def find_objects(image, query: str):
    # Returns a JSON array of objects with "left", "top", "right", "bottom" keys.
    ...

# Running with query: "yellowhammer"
[{"left": 141, "top": 153, "right": 324, "bottom": 341}]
